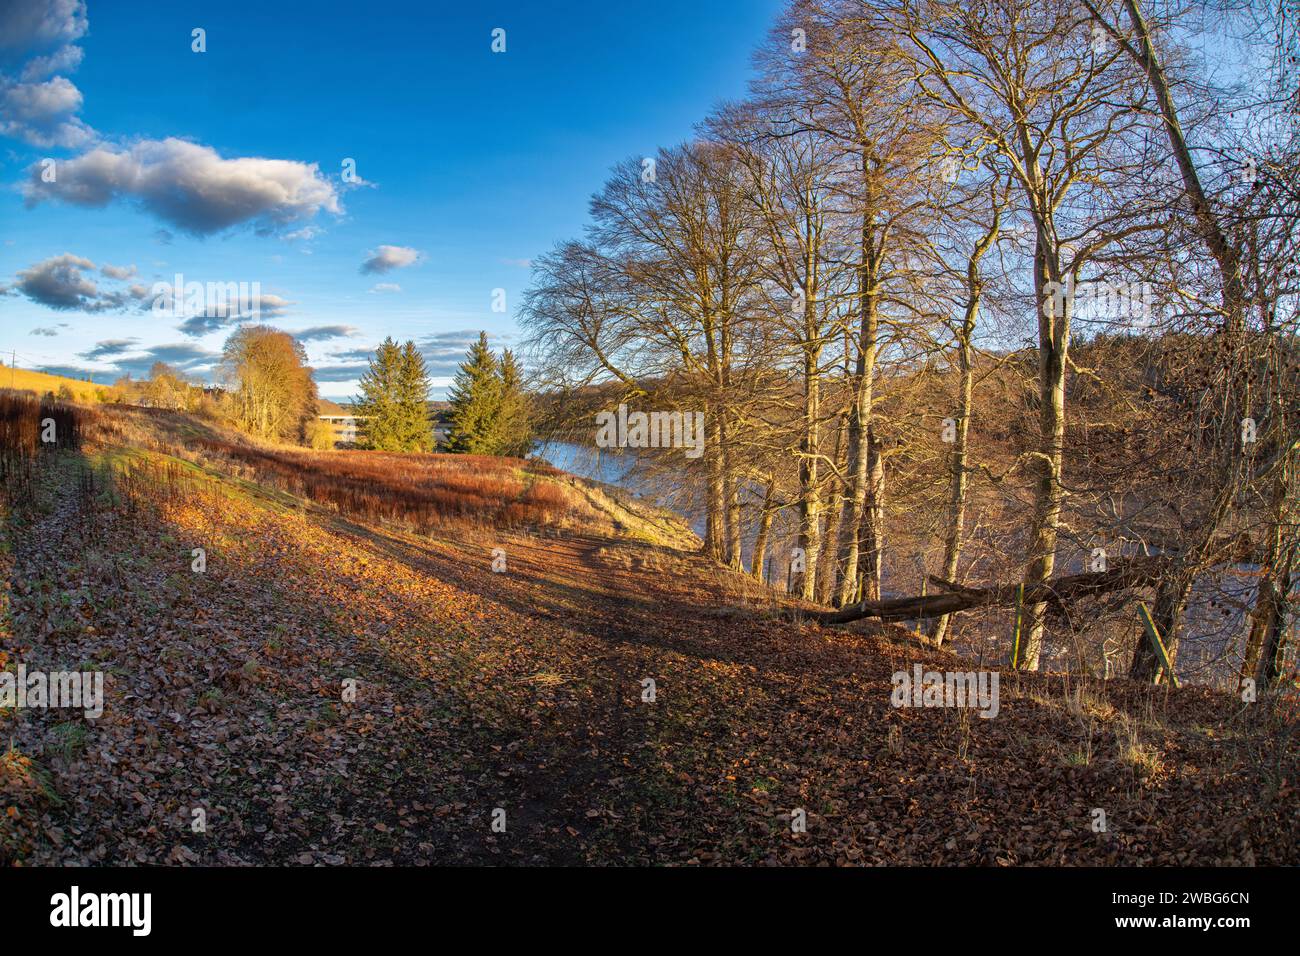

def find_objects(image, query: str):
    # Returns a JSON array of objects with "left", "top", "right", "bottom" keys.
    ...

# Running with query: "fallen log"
[{"left": 802, "top": 555, "right": 1170, "bottom": 626}]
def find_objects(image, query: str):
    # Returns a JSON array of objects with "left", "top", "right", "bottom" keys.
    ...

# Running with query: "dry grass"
[
  {"left": 0, "top": 390, "right": 96, "bottom": 502},
  {"left": 84, "top": 404, "right": 700, "bottom": 545},
  {"left": 179, "top": 436, "right": 580, "bottom": 531},
  {"left": 0, "top": 368, "right": 118, "bottom": 403},
  {"left": 1114, "top": 712, "right": 1166, "bottom": 776}
]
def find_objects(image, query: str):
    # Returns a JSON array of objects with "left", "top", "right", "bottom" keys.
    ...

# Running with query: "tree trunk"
[
  {"left": 816, "top": 493, "right": 842, "bottom": 603},
  {"left": 724, "top": 461, "right": 743, "bottom": 571},
  {"left": 1244, "top": 577, "right": 1279, "bottom": 679},
  {"left": 1090, "top": 0, "right": 1259, "bottom": 683},
  {"left": 931, "top": 323, "right": 976, "bottom": 647},
  {"left": 804, "top": 556, "right": 1169, "bottom": 626},
  {"left": 859, "top": 423, "right": 885, "bottom": 602},
  {"left": 795, "top": 347, "right": 822, "bottom": 600},
  {"left": 835, "top": 195, "right": 879, "bottom": 607},
  {"left": 1259, "top": 571, "right": 1293, "bottom": 690},
  {"left": 703, "top": 410, "right": 726, "bottom": 561},
  {"left": 815, "top": 413, "right": 847, "bottom": 604},
  {"left": 1018, "top": 240, "right": 1069, "bottom": 671},
  {"left": 835, "top": 385, "right": 868, "bottom": 606},
  {"left": 1130, "top": 576, "right": 1188, "bottom": 681},
  {"left": 751, "top": 477, "right": 778, "bottom": 581},
  {"left": 726, "top": 491, "right": 743, "bottom": 571},
  {"left": 931, "top": 208, "right": 998, "bottom": 647},
  {"left": 1245, "top": 461, "right": 1296, "bottom": 689}
]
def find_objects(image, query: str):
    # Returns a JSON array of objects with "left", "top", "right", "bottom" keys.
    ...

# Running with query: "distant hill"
[
  {"left": 317, "top": 397, "right": 349, "bottom": 416},
  {"left": 322, "top": 399, "right": 452, "bottom": 419},
  {"left": 0, "top": 365, "right": 119, "bottom": 403}
]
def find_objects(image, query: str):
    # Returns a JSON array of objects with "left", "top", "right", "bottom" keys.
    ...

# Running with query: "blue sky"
[{"left": 0, "top": 0, "right": 783, "bottom": 398}]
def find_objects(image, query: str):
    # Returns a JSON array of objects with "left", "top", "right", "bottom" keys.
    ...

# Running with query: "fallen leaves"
[{"left": 1, "top": 438, "right": 1296, "bottom": 867}]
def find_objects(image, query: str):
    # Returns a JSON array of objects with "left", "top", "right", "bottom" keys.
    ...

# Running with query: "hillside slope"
[
  {"left": 0, "top": 367, "right": 118, "bottom": 403},
  {"left": 1, "top": 403, "right": 1295, "bottom": 865}
]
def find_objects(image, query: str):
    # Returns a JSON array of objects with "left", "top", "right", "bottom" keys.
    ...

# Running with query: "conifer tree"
[
  {"left": 396, "top": 340, "right": 433, "bottom": 451},
  {"left": 358, "top": 338, "right": 434, "bottom": 451},
  {"left": 495, "top": 348, "right": 534, "bottom": 457},
  {"left": 356, "top": 337, "right": 404, "bottom": 451},
  {"left": 446, "top": 331, "right": 503, "bottom": 454}
]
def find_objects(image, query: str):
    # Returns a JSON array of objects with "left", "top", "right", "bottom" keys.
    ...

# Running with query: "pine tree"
[
  {"left": 496, "top": 349, "right": 534, "bottom": 457},
  {"left": 446, "top": 331, "right": 503, "bottom": 454},
  {"left": 355, "top": 337, "right": 403, "bottom": 450},
  {"left": 396, "top": 341, "right": 433, "bottom": 451},
  {"left": 358, "top": 338, "right": 433, "bottom": 452}
]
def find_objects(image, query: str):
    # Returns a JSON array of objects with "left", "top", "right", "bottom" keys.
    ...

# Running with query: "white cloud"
[
  {"left": 25, "top": 138, "right": 343, "bottom": 236},
  {"left": 79, "top": 338, "right": 138, "bottom": 360},
  {"left": 3, "top": 73, "right": 80, "bottom": 117},
  {"left": 78, "top": 341, "right": 222, "bottom": 378},
  {"left": 0, "top": 1, "right": 91, "bottom": 146},
  {"left": 20, "top": 43, "right": 83, "bottom": 81},
  {"left": 100, "top": 262, "right": 136, "bottom": 280},
  {"left": 173, "top": 291, "right": 296, "bottom": 336},
  {"left": 0, "top": 1, "right": 87, "bottom": 55},
  {"left": 360, "top": 245, "right": 421, "bottom": 274},
  {"left": 0, "top": 74, "right": 94, "bottom": 147},
  {"left": 291, "top": 325, "right": 357, "bottom": 342},
  {"left": 1, "top": 252, "right": 145, "bottom": 312},
  {"left": 368, "top": 282, "right": 402, "bottom": 294}
]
